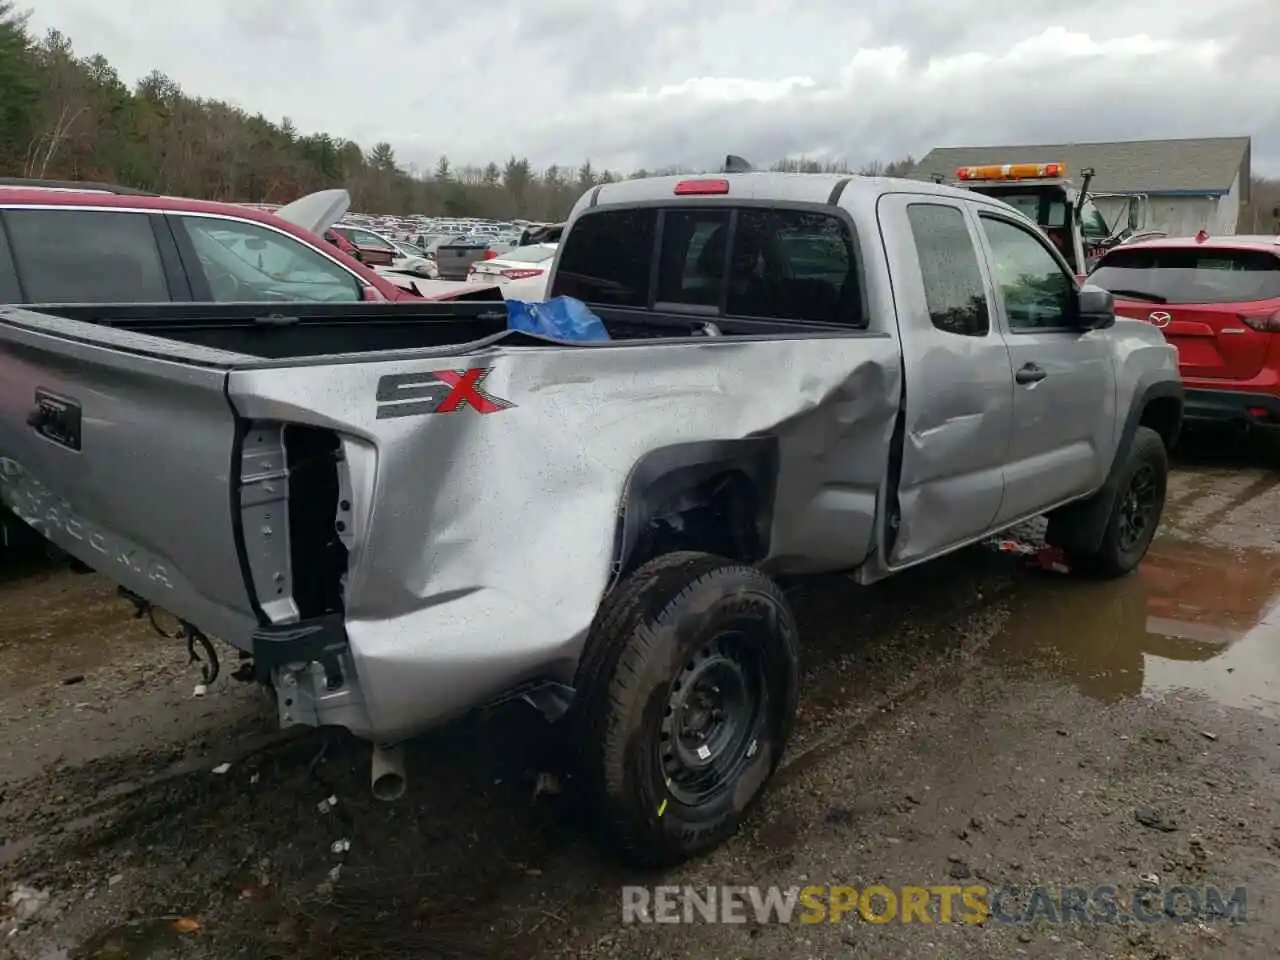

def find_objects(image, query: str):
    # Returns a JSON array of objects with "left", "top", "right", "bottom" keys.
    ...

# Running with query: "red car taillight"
[
  {"left": 483, "top": 250, "right": 498, "bottom": 260},
  {"left": 500, "top": 268, "right": 544, "bottom": 281},
  {"left": 1239, "top": 310, "right": 1280, "bottom": 333}
]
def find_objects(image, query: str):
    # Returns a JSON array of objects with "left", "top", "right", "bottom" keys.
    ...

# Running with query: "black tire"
[
  {"left": 1068, "top": 426, "right": 1168, "bottom": 578},
  {"left": 574, "top": 551, "right": 799, "bottom": 866}
]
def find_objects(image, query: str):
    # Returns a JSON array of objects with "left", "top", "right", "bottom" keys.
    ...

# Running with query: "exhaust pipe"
[{"left": 370, "top": 743, "right": 406, "bottom": 801}]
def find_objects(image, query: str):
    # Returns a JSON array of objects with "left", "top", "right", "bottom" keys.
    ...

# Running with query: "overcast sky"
[{"left": 26, "top": 0, "right": 1280, "bottom": 177}]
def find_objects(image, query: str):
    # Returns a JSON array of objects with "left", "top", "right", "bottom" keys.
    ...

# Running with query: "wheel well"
[
  {"left": 611, "top": 440, "right": 779, "bottom": 581},
  {"left": 1139, "top": 395, "right": 1182, "bottom": 451},
  {"left": 618, "top": 468, "right": 768, "bottom": 578}
]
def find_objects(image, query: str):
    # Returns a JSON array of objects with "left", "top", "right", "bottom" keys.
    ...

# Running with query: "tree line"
[
  {"left": 0, "top": 6, "right": 917, "bottom": 220},
  {"left": 3, "top": 6, "right": 1275, "bottom": 226}
]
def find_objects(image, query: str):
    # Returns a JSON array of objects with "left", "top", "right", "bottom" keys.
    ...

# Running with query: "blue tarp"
[{"left": 505, "top": 296, "right": 610, "bottom": 342}]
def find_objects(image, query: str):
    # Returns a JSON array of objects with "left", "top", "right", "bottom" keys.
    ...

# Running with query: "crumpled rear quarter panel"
[{"left": 229, "top": 335, "right": 900, "bottom": 740}]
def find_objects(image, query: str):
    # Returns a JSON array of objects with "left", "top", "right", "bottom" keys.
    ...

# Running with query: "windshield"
[
  {"left": 1078, "top": 196, "right": 1110, "bottom": 241},
  {"left": 993, "top": 192, "right": 1051, "bottom": 224},
  {"left": 972, "top": 186, "right": 1067, "bottom": 228},
  {"left": 1090, "top": 247, "right": 1280, "bottom": 304}
]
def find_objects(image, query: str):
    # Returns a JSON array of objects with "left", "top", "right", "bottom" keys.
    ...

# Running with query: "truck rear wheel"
[
  {"left": 1068, "top": 425, "right": 1168, "bottom": 578},
  {"left": 574, "top": 551, "right": 799, "bottom": 866}
]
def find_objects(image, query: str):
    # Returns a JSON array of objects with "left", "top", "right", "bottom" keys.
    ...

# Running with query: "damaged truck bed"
[{"left": 0, "top": 170, "right": 1182, "bottom": 865}]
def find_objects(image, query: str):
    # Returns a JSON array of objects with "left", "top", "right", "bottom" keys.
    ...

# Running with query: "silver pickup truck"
[{"left": 0, "top": 170, "right": 1182, "bottom": 866}]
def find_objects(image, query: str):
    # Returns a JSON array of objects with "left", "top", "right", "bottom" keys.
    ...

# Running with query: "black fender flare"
[
  {"left": 1107, "top": 375, "right": 1184, "bottom": 490},
  {"left": 1047, "top": 375, "right": 1183, "bottom": 554},
  {"left": 609, "top": 438, "right": 780, "bottom": 584}
]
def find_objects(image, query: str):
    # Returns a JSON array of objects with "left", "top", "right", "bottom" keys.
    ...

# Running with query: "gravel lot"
[{"left": 1, "top": 440, "right": 1277, "bottom": 959}]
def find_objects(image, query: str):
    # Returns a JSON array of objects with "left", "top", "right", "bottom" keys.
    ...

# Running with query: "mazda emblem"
[{"left": 1148, "top": 311, "right": 1172, "bottom": 328}]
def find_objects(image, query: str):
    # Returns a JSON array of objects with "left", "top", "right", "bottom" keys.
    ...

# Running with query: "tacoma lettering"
[{"left": 0, "top": 456, "right": 173, "bottom": 588}]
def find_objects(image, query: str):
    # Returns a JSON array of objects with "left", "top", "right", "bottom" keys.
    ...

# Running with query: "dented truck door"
[
  {"left": 874, "top": 194, "right": 1015, "bottom": 566},
  {"left": 0, "top": 308, "right": 261, "bottom": 646}
]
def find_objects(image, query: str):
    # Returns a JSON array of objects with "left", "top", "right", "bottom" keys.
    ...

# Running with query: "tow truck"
[{"left": 947, "top": 161, "right": 1150, "bottom": 278}]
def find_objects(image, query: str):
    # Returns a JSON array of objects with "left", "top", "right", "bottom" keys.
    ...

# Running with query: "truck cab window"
[
  {"left": 178, "top": 217, "right": 362, "bottom": 303},
  {"left": 906, "top": 203, "right": 989, "bottom": 337},
  {"left": 979, "top": 216, "right": 1074, "bottom": 331},
  {"left": 727, "top": 209, "right": 861, "bottom": 325},
  {"left": 550, "top": 208, "right": 655, "bottom": 307},
  {"left": 655, "top": 209, "right": 731, "bottom": 307},
  {"left": 5, "top": 210, "right": 171, "bottom": 303}
]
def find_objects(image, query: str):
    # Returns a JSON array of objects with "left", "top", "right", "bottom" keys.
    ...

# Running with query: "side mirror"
[{"left": 1074, "top": 284, "right": 1115, "bottom": 330}]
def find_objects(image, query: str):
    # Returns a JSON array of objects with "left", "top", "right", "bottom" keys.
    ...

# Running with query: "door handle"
[{"left": 1015, "top": 363, "right": 1047, "bottom": 385}]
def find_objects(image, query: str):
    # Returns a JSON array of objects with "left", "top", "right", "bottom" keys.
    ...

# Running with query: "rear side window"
[
  {"left": 4, "top": 209, "right": 171, "bottom": 302},
  {"left": 727, "top": 209, "right": 860, "bottom": 324},
  {"left": 551, "top": 208, "right": 656, "bottom": 307},
  {"left": 1090, "top": 247, "right": 1280, "bottom": 304},
  {"left": 177, "top": 216, "right": 362, "bottom": 303},
  {"left": 906, "top": 203, "right": 989, "bottom": 337}
]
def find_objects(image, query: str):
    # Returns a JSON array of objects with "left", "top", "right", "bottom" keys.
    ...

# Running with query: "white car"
[
  {"left": 466, "top": 242, "right": 558, "bottom": 300},
  {"left": 389, "top": 240, "right": 438, "bottom": 278}
]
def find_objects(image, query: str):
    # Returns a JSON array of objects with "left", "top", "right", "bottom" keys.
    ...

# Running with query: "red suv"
[
  {"left": 0, "top": 179, "right": 451, "bottom": 304},
  {"left": 1089, "top": 234, "right": 1280, "bottom": 444}
]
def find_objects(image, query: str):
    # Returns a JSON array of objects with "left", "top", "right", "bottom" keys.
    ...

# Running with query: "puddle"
[{"left": 989, "top": 538, "right": 1280, "bottom": 717}]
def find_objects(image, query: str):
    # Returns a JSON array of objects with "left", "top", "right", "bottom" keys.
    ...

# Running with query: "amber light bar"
[{"left": 956, "top": 162, "right": 1066, "bottom": 181}]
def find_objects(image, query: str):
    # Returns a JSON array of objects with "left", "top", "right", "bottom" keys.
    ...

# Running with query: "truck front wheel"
[
  {"left": 574, "top": 551, "right": 799, "bottom": 866},
  {"left": 1068, "top": 425, "right": 1169, "bottom": 578}
]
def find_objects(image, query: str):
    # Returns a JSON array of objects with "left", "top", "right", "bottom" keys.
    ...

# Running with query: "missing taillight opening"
[{"left": 284, "top": 426, "right": 348, "bottom": 619}]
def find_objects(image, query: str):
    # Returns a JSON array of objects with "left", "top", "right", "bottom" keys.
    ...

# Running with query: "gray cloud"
[{"left": 26, "top": 0, "right": 1280, "bottom": 177}]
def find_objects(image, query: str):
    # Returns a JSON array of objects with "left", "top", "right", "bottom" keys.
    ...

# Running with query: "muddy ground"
[{"left": 1, "top": 437, "right": 1278, "bottom": 959}]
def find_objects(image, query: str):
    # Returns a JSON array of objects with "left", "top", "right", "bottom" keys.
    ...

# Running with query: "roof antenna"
[{"left": 722, "top": 154, "right": 753, "bottom": 173}]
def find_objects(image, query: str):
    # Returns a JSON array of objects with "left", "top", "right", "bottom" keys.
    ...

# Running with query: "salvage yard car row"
[{"left": 0, "top": 165, "right": 1184, "bottom": 866}]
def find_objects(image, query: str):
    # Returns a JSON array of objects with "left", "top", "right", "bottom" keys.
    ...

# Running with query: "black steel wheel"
[
  {"left": 1069, "top": 425, "right": 1169, "bottom": 578},
  {"left": 1116, "top": 462, "right": 1159, "bottom": 553},
  {"left": 574, "top": 551, "right": 799, "bottom": 866},
  {"left": 660, "top": 628, "right": 767, "bottom": 808}
]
